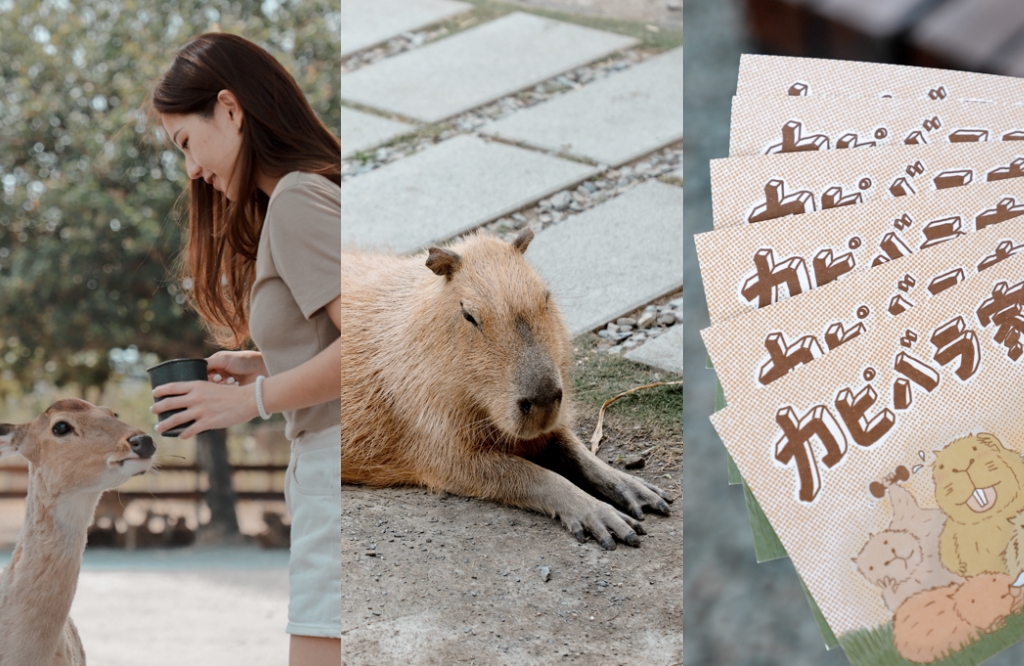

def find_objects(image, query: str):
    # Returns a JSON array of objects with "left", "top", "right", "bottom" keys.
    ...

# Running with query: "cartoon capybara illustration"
[
  {"left": 933, "top": 433, "right": 1024, "bottom": 577},
  {"left": 1005, "top": 512, "right": 1024, "bottom": 580},
  {"left": 893, "top": 573, "right": 1022, "bottom": 663},
  {"left": 855, "top": 486, "right": 963, "bottom": 612},
  {"left": 340, "top": 229, "right": 673, "bottom": 549}
]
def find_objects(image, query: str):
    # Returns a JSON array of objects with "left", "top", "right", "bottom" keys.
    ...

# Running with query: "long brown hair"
[{"left": 151, "top": 32, "right": 340, "bottom": 347}]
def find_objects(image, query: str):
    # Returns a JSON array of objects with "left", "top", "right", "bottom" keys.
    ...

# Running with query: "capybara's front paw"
[
  {"left": 601, "top": 469, "right": 673, "bottom": 520},
  {"left": 561, "top": 496, "right": 647, "bottom": 550}
]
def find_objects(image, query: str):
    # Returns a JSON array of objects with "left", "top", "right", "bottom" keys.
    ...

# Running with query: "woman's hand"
[
  {"left": 151, "top": 380, "right": 259, "bottom": 439},
  {"left": 206, "top": 350, "right": 267, "bottom": 386}
]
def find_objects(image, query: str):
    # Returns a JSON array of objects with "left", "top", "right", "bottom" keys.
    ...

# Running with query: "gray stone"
[
  {"left": 550, "top": 191, "right": 571, "bottom": 210},
  {"left": 341, "top": 12, "right": 637, "bottom": 123},
  {"left": 340, "top": 0, "right": 472, "bottom": 57},
  {"left": 616, "top": 317, "right": 637, "bottom": 327},
  {"left": 342, "top": 135, "right": 595, "bottom": 253},
  {"left": 624, "top": 322, "right": 682, "bottom": 375},
  {"left": 484, "top": 49, "right": 681, "bottom": 166},
  {"left": 527, "top": 180, "right": 683, "bottom": 336},
  {"left": 638, "top": 312, "right": 656, "bottom": 329},
  {"left": 342, "top": 106, "right": 415, "bottom": 158}
]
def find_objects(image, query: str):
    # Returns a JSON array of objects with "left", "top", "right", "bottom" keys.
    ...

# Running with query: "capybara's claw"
[
  {"left": 564, "top": 498, "right": 648, "bottom": 548},
  {"left": 643, "top": 478, "right": 676, "bottom": 503},
  {"left": 604, "top": 470, "right": 673, "bottom": 518}
]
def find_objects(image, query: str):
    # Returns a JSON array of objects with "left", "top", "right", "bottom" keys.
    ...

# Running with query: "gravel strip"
[
  {"left": 480, "top": 141, "right": 681, "bottom": 241},
  {"left": 591, "top": 291, "right": 682, "bottom": 356},
  {"left": 342, "top": 24, "right": 457, "bottom": 74},
  {"left": 341, "top": 49, "right": 661, "bottom": 180}
]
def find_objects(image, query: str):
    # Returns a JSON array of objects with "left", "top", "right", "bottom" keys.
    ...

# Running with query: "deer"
[{"left": 0, "top": 399, "right": 156, "bottom": 665}]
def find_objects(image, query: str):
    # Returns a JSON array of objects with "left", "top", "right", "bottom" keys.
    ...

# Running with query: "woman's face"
[{"left": 161, "top": 90, "right": 244, "bottom": 200}]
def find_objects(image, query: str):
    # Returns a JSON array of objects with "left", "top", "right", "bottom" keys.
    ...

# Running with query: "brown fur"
[
  {"left": 933, "top": 433, "right": 1024, "bottom": 577},
  {"left": 340, "top": 230, "right": 672, "bottom": 549},
  {"left": 893, "top": 573, "right": 1022, "bottom": 663},
  {"left": 0, "top": 399, "right": 155, "bottom": 665}
]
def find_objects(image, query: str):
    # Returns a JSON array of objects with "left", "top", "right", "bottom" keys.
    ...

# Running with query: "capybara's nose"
[
  {"left": 519, "top": 385, "right": 563, "bottom": 414},
  {"left": 129, "top": 434, "right": 155, "bottom": 459}
]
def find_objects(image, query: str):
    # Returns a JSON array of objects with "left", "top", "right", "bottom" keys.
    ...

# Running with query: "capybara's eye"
[
  {"left": 52, "top": 421, "right": 72, "bottom": 436},
  {"left": 462, "top": 309, "right": 479, "bottom": 327}
]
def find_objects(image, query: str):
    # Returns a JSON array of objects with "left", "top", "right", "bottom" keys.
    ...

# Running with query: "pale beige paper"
[
  {"left": 736, "top": 53, "right": 1024, "bottom": 103},
  {"left": 698, "top": 179, "right": 1024, "bottom": 324},
  {"left": 711, "top": 141, "right": 1024, "bottom": 230},
  {"left": 730, "top": 95, "right": 1024, "bottom": 158},
  {"left": 704, "top": 215, "right": 1024, "bottom": 407},
  {"left": 711, "top": 251, "right": 1024, "bottom": 637}
]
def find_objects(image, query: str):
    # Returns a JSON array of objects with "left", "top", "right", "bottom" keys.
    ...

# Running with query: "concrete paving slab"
[
  {"left": 483, "top": 48, "right": 683, "bottom": 167},
  {"left": 342, "top": 106, "right": 416, "bottom": 158},
  {"left": 341, "top": 0, "right": 472, "bottom": 58},
  {"left": 341, "top": 12, "right": 638, "bottom": 123},
  {"left": 342, "top": 134, "right": 596, "bottom": 253},
  {"left": 527, "top": 180, "right": 683, "bottom": 336},
  {"left": 625, "top": 324, "right": 683, "bottom": 375}
]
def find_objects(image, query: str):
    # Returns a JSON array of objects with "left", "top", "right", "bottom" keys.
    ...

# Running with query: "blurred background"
[
  {"left": 0, "top": 1, "right": 337, "bottom": 662},
  {"left": 684, "top": 0, "right": 1024, "bottom": 664}
]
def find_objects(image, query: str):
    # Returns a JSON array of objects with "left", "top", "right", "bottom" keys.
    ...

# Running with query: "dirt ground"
[{"left": 342, "top": 338, "right": 682, "bottom": 666}]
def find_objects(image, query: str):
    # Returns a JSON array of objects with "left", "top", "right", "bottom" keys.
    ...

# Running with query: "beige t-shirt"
[{"left": 250, "top": 171, "right": 341, "bottom": 441}]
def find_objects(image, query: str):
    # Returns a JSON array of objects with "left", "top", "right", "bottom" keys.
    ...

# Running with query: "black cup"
[{"left": 146, "top": 358, "right": 208, "bottom": 437}]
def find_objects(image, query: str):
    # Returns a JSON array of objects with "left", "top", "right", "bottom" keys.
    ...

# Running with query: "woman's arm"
[{"left": 151, "top": 296, "right": 341, "bottom": 439}]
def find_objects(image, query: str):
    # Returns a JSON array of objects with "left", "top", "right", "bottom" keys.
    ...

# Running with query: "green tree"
[{"left": 0, "top": 0, "right": 340, "bottom": 391}]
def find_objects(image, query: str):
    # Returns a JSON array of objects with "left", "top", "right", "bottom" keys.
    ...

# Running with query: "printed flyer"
[{"left": 712, "top": 251, "right": 1024, "bottom": 664}]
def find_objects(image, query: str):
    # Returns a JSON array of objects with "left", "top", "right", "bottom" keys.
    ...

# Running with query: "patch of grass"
[
  {"left": 569, "top": 333, "right": 681, "bottom": 469},
  {"left": 840, "top": 611, "right": 1024, "bottom": 666}
]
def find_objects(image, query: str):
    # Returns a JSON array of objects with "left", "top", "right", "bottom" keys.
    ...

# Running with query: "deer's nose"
[{"left": 129, "top": 434, "right": 155, "bottom": 459}]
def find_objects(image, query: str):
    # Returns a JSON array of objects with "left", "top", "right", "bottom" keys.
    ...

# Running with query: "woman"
[{"left": 148, "top": 33, "right": 340, "bottom": 665}]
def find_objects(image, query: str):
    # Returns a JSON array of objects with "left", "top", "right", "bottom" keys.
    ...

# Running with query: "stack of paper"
[{"left": 699, "top": 54, "right": 1024, "bottom": 665}]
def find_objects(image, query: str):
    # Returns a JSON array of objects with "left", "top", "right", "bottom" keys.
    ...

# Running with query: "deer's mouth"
[{"left": 114, "top": 457, "right": 153, "bottom": 476}]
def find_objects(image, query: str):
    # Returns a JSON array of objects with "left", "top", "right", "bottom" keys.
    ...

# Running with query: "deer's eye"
[
  {"left": 52, "top": 422, "right": 72, "bottom": 436},
  {"left": 462, "top": 310, "right": 479, "bottom": 327}
]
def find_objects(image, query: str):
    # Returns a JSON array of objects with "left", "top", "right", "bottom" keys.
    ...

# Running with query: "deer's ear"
[{"left": 0, "top": 424, "right": 20, "bottom": 459}]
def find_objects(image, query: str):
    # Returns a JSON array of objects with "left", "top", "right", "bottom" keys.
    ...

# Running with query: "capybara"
[
  {"left": 932, "top": 433, "right": 1024, "bottom": 577},
  {"left": 893, "top": 573, "right": 1022, "bottom": 663},
  {"left": 854, "top": 486, "right": 962, "bottom": 612},
  {"left": 340, "top": 229, "right": 672, "bottom": 549}
]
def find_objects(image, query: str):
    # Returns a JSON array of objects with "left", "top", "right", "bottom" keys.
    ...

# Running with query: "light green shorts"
[{"left": 284, "top": 424, "right": 341, "bottom": 638}]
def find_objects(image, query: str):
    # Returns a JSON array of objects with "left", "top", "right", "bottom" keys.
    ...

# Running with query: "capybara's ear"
[
  {"left": 0, "top": 423, "right": 21, "bottom": 459},
  {"left": 976, "top": 433, "right": 1004, "bottom": 451},
  {"left": 426, "top": 247, "right": 462, "bottom": 279},
  {"left": 511, "top": 228, "right": 534, "bottom": 254}
]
